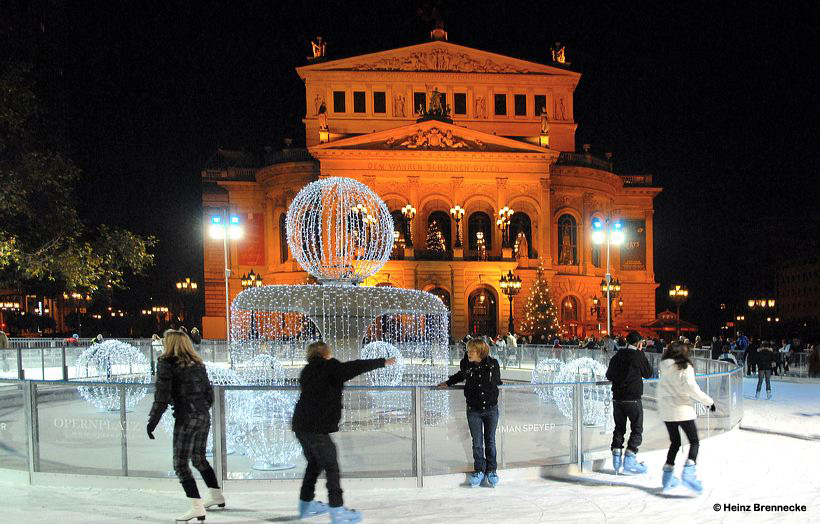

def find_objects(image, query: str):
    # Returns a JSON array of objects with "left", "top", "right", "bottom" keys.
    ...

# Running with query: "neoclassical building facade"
[{"left": 201, "top": 39, "right": 660, "bottom": 340}]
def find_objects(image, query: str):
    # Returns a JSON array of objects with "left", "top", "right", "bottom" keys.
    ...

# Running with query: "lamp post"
[
  {"left": 402, "top": 204, "right": 416, "bottom": 248},
  {"left": 668, "top": 284, "right": 689, "bottom": 338},
  {"left": 449, "top": 205, "right": 465, "bottom": 248},
  {"left": 496, "top": 206, "right": 514, "bottom": 249},
  {"left": 747, "top": 298, "right": 776, "bottom": 339},
  {"left": 62, "top": 292, "right": 91, "bottom": 337},
  {"left": 209, "top": 211, "right": 243, "bottom": 339},
  {"left": 499, "top": 270, "right": 522, "bottom": 335},
  {"left": 592, "top": 218, "right": 625, "bottom": 336},
  {"left": 175, "top": 277, "right": 198, "bottom": 323},
  {"left": 240, "top": 269, "right": 264, "bottom": 290}
]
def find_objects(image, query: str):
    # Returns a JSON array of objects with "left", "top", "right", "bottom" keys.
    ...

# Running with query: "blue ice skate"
[
  {"left": 621, "top": 453, "right": 648, "bottom": 475},
  {"left": 329, "top": 506, "right": 362, "bottom": 524},
  {"left": 469, "top": 471, "right": 485, "bottom": 487},
  {"left": 681, "top": 462, "right": 703, "bottom": 495},
  {"left": 661, "top": 465, "right": 679, "bottom": 493},
  {"left": 299, "top": 499, "right": 329, "bottom": 519},
  {"left": 487, "top": 472, "right": 499, "bottom": 487},
  {"left": 612, "top": 449, "right": 622, "bottom": 474}
]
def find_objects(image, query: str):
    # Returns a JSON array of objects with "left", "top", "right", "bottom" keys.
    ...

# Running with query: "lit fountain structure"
[{"left": 230, "top": 177, "right": 450, "bottom": 470}]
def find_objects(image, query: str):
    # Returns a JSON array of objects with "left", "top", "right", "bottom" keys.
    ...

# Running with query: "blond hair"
[
  {"left": 466, "top": 338, "right": 490, "bottom": 360},
  {"left": 161, "top": 330, "right": 202, "bottom": 367},
  {"left": 306, "top": 341, "right": 330, "bottom": 360}
]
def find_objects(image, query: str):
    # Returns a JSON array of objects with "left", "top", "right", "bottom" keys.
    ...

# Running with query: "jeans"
[
  {"left": 611, "top": 400, "right": 644, "bottom": 453},
  {"left": 756, "top": 369, "right": 772, "bottom": 393},
  {"left": 466, "top": 405, "right": 499, "bottom": 473},
  {"left": 664, "top": 419, "right": 699, "bottom": 465},
  {"left": 295, "top": 432, "right": 343, "bottom": 507}
]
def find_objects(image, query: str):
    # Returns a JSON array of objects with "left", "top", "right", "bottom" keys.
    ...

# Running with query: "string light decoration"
[
  {"left": 552, "top": 357, "right": 612, "bottom": 427},
  {"left": 360, "top": 341, "right": 410, "bottom": 419},
  {"left": 530, "top": 358, "right": 564, "bottom": 404},
  {"left": 425, "top": 221, "right": 446, "bottom": 253},
  {"left": 74, "top": 340, "right": 151, "bottom": 412},
  {"left": 520, "top": 265, "right": 565, "bottom": 340},
  {"left": 285, "top": 177, "right": 394, "bottom": 285}
]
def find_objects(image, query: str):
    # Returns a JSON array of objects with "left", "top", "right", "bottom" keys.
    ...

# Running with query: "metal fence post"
[
  {"left": 17, "top": 347, "right": 25, "bottom": 380},
  {"left": 212, "top": 386, "right": 226, "bottom": 483},
  {"left": 23, "top": 380, "right": 39, "bottom": 480},
  {"left": 412, "top": 387, "right": 425, "bottom": 487},
  {"left": 61, "top": 345, "right": 69, "bottom": 381},
  {"left": 572, "top": 382, "right": 584, "bottom": 471},
  {"left": 120, "top": 385, "right": 129, "bottom": 476},
  {"left": 40, "top": 348, "right": 45, "bottom": 380}
]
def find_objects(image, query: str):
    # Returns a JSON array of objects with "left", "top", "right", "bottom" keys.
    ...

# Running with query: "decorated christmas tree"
[
  {"left": 521, "top": 265, "right": 564, "bottom": 339},
  {"left": 425, "top": 221, "right": 446, "bottom": 252}
]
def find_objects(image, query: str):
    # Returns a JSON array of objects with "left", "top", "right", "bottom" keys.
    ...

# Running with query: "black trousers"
[
  {"left": 611, "top": 400, "right": 644, "bottom": 453},
  {"left": 173, "top": 411, "right": 219, "bottom": 498},
  {"left": 664, "top": 419, "right": 699, "bottom": 466},
  {"left": 295, "top": 431, "right": 343, "bottom": 508}
]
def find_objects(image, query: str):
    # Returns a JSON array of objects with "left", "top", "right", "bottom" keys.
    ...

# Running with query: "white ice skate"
[
  {"left": 176, "top": 498, "right": 206, "bottom": 522},
  {"left": 204, "top": 488, "right": 225, "bottom": 509}
]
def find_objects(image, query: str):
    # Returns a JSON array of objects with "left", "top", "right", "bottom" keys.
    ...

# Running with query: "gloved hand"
[
  {"left": 710, "top": 404, "right": 717, "bottom": 412},
  {"left": 147, "top": 424, "right": 156, "bottom": 440}
]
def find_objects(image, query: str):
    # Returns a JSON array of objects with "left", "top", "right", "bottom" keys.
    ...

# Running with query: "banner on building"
[
  {"left": 238, "top": 213, "right": 265, "bottom": 266},
  {"left": 620, "top": 220, "right": 646, "bottom": 271}
]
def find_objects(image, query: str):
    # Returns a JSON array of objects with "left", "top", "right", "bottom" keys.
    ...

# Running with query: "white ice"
[{"left": 2, "top": 377, "right": 819, "bottom": 523}]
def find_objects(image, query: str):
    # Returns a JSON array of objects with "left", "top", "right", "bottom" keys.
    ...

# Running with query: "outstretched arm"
[{"left": 335, "top": 358, "right": 386, "bottom": 383}]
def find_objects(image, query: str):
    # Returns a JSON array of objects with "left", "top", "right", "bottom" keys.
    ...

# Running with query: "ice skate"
[
  {"left": 681, "top": 462, "right": 703, "bottom": 494},
  {"left": 203, "top": 488, "right": 225, "bottom": 509},
  {"left": 329, "top": 505, "right": 362, "bottom": 524},
  {"left": 661, "top": 465, "right": 679, "bottom": 493},
  {"left": 621, "top": 452, "right": 647, "bottom": 475},
  {"left": 754, "top": 391, "right": 760, "bottom": 399},
  {"left": 299, "top": 499, "right": 329, "bottom": 519},
  {"left": 612, "top": 449, "right": 622, "bottom": 474},
  {"left": 487, "top": 471, "right": 499, "bottom": 487},
  {"left": 469, "top": 471, "right": 485, "bottom": 487},
  {"left": 766, "top": 391, "right": 772, "bottom": 400},
  {"left": 176, "top": 498, "right": 206, "bottom": 522}
]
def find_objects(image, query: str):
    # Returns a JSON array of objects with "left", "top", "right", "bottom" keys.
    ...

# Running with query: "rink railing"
[{"left": 0, "top": 355, "right": 743, "bottom": 488}]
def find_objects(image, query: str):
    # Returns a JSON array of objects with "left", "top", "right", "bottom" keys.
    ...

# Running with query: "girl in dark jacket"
[
  {"left": 755, "top": 344, "right": 774, "bottom": 399},
  {"left": 147, "top": 330, "right": 223, "bottom": 522},
  {"left": 439, "top": 338, "right": 503, "bottom": 488}
]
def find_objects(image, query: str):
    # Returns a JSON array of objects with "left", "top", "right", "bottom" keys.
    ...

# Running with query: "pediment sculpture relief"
[
  {"left": 351, "top": 47, "right": 529, "bottom": 73},
  {"left": 385, "top": 128, "right": 482, "bottom": 150}
]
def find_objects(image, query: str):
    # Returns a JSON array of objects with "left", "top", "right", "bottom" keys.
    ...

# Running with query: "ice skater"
[
  {"left": 291, "top": 341, "right": 395, "bottom": 523},
  {"left": 657, "top": 341, "right": 715, "bottom": 495},
  {"left": 605, "top": 331, "right": 653, "bottom": 474},
  {"left": 755, "top": 342, "right": 774, "bottom": 399},
  {"left": 146, "top": 330, "right": 224, "bottom": 522},
  {"left": 438, "top": 338, "right": 503, "bottom": 488}
]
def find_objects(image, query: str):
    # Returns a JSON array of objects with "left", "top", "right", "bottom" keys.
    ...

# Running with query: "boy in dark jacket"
[
  {"left": 438, "top": 338, "right": 503, "bottom": 488},
  {"left": 606, "top": 331, "right": 653, "bottom": 475},
  {"left": 291, "top": 341, "right": 395, "bottom": 524}
]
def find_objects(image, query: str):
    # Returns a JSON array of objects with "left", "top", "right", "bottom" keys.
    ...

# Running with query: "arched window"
[
  {"left": 510, "top": 212, "right": 533, "bottom": 258},
  {"left": 592, "top": 243, "right": 602, "bottom": 268},
  {"left": 279, "top": 213, "right": 288, "bottom": 263},
  {"left": 557, "top": 214, "right": 578, "bottom": 265},
  {"left": 427, "top": 210, "right": 452, "bottom": 251},
  {"left": 467, "top": 212, "right": 492, "bottom": 251},
  {"left": 391, "top": 210, "right": 407, "bottom": 241},
  {"left": 468, "top": 287, "right": 497, "bottom": 337},
  {"left": 429, "top": 287, "right": 451, "bottom": 310},
  {"left": 561, "top": 296, "right": 579, "bottom": 323}
]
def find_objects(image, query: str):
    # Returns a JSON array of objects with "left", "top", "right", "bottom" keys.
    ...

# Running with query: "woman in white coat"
[{"left": 657, "top": 341, "right": 715, "bottom": 494}]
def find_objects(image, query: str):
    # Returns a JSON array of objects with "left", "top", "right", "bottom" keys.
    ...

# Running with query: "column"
[
  {"left": 539, "top": 178, "right": 552, "bottom": 267},
  {"left": 497, "top": 178, "right": 510, "bottom": 258},
  {"left": 645, "top": 208, "right": 655, "bottom": 282}
]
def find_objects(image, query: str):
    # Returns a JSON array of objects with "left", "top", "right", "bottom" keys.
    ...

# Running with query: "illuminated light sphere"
[
  {"left": 531, "top": 358, "right": 565, "bottom": 404},
  {"left": 74, "top": 340, "right": 151, "bottom": 412},
  {"left": 234, "top": 389, "right": 302, "bottom": 471},
  {"left": 552, "top": 357, "right": 612, "bottom": 427},
  {"left": 360, "top": 341, "right": 405, "bottom": 386},
  {"left": 236, "top": 354, "right": 289, "bottom": 386},
  {"left": 285, "top": 177, "right": 394, "bottom": 284}
]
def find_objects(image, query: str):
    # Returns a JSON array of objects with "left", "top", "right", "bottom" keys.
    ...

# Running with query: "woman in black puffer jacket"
[
  {"left": 755, "top": 344, "right": 774, "bottom": 400},
  {"left": 147, "top": 330, "right": 223, "bottom": 522}
]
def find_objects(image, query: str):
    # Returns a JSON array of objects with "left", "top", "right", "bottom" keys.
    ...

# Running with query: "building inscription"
[{"left": 365, "top": 161, "right": 501, "bottom": 173}]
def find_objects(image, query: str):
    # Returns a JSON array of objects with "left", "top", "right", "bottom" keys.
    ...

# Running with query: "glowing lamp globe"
[{"left": 286, "top": 177, "right": 394, "bottom": 284}]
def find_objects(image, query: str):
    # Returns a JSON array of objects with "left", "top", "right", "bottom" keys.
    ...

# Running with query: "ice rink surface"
[{"left": 3, "top": 377, "right": 819, "bottom": 523}]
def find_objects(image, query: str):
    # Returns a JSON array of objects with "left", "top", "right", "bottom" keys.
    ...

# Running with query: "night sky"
[{"left": 6, "top": 1, "right": 818, "bottom": 333}]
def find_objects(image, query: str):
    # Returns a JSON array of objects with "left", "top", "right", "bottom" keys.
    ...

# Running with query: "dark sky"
[{"left": 8, "top": 1, "right": 819, "bottom": 333}]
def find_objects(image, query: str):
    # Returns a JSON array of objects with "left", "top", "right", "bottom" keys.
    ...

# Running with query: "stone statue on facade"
[
  {"left": 394, "top": 94, "right": 406, "bottom": 117},
  {"left": 540, "top": 107, "right": 550, "bottom": 134},
  {"left": 311, "top": 36, "right": 327, "bottom": 58},
  {"left": 558, "top": 226, "right": 574, "bottom": 265},
  {"left": 555, "top": 97, "right": 566, "bottom": 120},
  {"left": 317, "top": 102, "right": 329, "bottom": 131},
  {"left": 515, "top": 232, "right": 529, "bottom": 259},
  {"left": 314, "top": 94, "right": 324, "bottom": 115},
  {"left": 551, "top": 42, "right": 566, "bottom": 64},
  {"left": 474, "top": 96, "right": 487, "bottom": 119},
  {"left": 442, "top": 130, "right": 468, "bottom": 148}
]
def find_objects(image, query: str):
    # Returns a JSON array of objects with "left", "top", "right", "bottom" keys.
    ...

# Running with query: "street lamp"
[
  {"left": 592, "top": 218, "right": 624, "bottom": 335},
  {"left": 496, "top": 206, "right": 514, "bottom": 248},
  {"left": 209, "top": 211, "right": 243, "bottom": 339},
  {"left": 402, "top": 204, "right": 416, "bottom": 248},
  {"left": 450, "top": 205, "right": 465, "bottom": 248},
  {"left": 748, "top": 298, "right": 776, "bottom": 338},
  {"left": 241, "top": 269, "right": 264, "bottom": 290},
  {"left": 668, "top": 284, "right": 689, "bottom": 338},
  {"left": 499, "top": 270, "right": 522, "bottom": 335},
  {"left": 175, "top": 277, "right": 198, "bottom": 291},
  {"left": 62, "top": 292, "right": 91, "bottom": 337}
]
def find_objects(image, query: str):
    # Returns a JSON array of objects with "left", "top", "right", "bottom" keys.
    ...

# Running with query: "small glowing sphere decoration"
[
  {"left": 286, "top": 177, "right": 394, "bottom": 284},
  {"left": 360, "top": 341, "right": 404, "bottom": 386},
  {"left": 234, "top": 390, "right": 302, "bottom": 471},
  {"left": 236, "top": 354, "right": 289, "bottom": 386},
  {"left": 74, "top": 340, "right": 151, "bottom": 412},
  {"left": 531, "top": 358, "right": 564, "bottom": 404},
  {"left": 552, "top": 357, "right": 612, "bottom": 427}
]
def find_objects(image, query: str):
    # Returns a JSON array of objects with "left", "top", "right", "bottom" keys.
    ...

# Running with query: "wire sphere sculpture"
[
  {"left": 236, "top": 354, "right": 290, "bottom": 386},
  {"left": 360, "top": 341, "right": 405, "bottom": 386},
  {"left": 552, "top": 357, "right": 612, "bottom": 427},
  {"left": 74, "top": 340, "right": 151, "bottom": 412},
  {"left": 531, "top": 358, "right": 565, "bottom": 404},
  {"left": 234, "top": 389, "right": 302, "bottom": 471},
  {"left": 286, "top": 177, "right": 394, "bottom": 284}
]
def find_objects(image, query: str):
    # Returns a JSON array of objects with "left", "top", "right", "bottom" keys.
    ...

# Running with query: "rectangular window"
[
  {"left": 373, "top": 91, "right": 386, "bottom": 113},
  {"left": 413, "top": 92, "right": 426, "bottom": 114},
  {"left": 494, "top": 93, "right": 507, "bottom": 116},
  {"left": 534, "top": 95, "right": 547, "bottom": 116},
  {"left": 333, "top": 91, "right": 346, "bottom": 113},
  {"left": 454, "top": 93, "right": 467, "bottom": 115},
  {"left": 353, "top": 91, "right": 366, "bottom": 113},
  {"left": 514, "top": 94, "right": 527, "bottom": 116}
]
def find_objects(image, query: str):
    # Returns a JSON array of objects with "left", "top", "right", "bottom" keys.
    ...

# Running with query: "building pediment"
[
  {"left": 297, "top": 41, "right": 579, "bottom": 77},
  {"left": 309, "top": 120, "right": 556, "bottom": 155}
]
